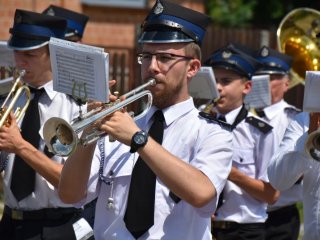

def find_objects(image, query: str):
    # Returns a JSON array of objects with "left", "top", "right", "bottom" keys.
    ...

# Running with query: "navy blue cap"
[
  {"left": 43, "top": 5, "right": 89, "bottom": 38},
  {"left": 8, "top": 9, "right": 67, "bottom": 51},
  {"left": 255, "top": 46, "right": 292, "bottom": 75},
  {"left": 204, "top": 43, "right": 261, "bottom": 79},
  {"left": 139, "top": 0, "right": 211, "bottom": 46}
]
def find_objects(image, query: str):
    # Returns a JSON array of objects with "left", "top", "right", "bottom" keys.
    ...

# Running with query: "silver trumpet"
[{"left": 43, "top": 79, "right": 156, "bottom": 157}]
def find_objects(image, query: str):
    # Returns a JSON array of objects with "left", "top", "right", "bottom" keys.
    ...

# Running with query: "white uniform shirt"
[
  {"left": 82, "top": 98, "right": 233, "bottom": 240},
  {"left": 268, "top": 112, "right": 320, "bottom": 240},
  {"left": 0, "top": 80, "right": 85, "bottom": 210},
  {"left": 262, "top": 100, "right": 302, "bottom": 210},
  {"left": 215, "top": 106, "right": 277, "bottom": 223}
]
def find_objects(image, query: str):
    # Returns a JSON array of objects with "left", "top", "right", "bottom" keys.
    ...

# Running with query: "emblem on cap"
[
  {"left": 154, "top": 0, "right": 164, "bottom": 15},
  {"left": 46, "top": 8, "right": 55, "bottom": 16},
  {"left": 15, "top": 12, "right": 22, "bottom": 24},
  {"left": 261, "top": 46, "right": 269, "bottom": 57},
  {"left": 222, "top": 50, "right": 232, "bottom": 59}
]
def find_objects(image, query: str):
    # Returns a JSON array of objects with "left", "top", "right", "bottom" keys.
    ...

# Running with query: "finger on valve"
[{"left": 308, "top": 112, "right": 320, "bottom": 134}]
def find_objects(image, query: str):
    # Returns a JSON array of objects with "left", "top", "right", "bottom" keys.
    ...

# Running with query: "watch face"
[{"left": 134, "top": 133, "right": 146, "bottom": 144}]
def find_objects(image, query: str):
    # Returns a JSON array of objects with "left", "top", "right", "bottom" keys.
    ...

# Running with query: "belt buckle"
[{"left": 11, "top": 209, "right": 23, "bottom": 220}]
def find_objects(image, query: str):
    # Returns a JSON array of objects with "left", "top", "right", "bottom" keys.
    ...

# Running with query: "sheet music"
[
  {"left": 0, "top": 77, "right": 13, "bottom": 97},
  {"left": 49, "top": 37, "right": 109, "bottom": 102},
  {"left": 0, "top": 41, "right": 15, "bottom": 67},
  {"left": 303, "top": 71, "right": 320, "bottom": 112},
  {"left": 244, "top": 75, "right": 271, "bottom": 109},
  {"left": 189, "top": 66, "right": 220, "bottom": 100}
]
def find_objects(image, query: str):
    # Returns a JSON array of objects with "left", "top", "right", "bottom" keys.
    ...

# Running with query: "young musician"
[
  {"left": 205, "top": 44, "right": 279, "bottom": 240},
  {"left": 0, "top": 9, "right": 92, "bottom": 239}
]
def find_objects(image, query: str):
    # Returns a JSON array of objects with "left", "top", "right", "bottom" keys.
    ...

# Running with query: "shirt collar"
[
  {"left": 145, "top": 97, "right": 195, "bottom": 127},
  {"left": 222, "top": 105, "right": 242, "bottom": 125},
  {"left": 263, "top": 99, "right": 286, "bottom": 120},
  {"left": 27, "top": 80, "right": 57, "bottom": 100}
]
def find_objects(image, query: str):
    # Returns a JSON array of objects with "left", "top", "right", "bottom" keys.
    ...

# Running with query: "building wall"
[{"left": 0, "top": 0, "right": 205, "bottom": 48}]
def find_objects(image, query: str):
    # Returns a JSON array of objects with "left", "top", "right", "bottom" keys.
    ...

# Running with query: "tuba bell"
[{"left": 277, "top": 8, "right": 320, "bottom": 88}]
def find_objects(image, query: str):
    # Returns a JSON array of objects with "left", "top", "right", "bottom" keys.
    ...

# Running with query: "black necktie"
[
  {"left": 124, "top": 110, "right": 164, "bottom": 239},
  {"left": 11, "top": 88, "right": 45, "bottom": 201},
  {"left": 218, "top": 115, "right": 226, "bottom": 122},
  {"left": 256, "top": 109, "right": 266, "bottom": 118}
]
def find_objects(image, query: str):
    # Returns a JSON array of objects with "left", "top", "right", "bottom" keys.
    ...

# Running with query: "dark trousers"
[
  {"left": 265, "top": 204, "right": 300, "bottom": 240},
  {"left": 212, "top": 222, "right": 265, "bottom": 240},
  {"left": 0, "top": 206, "right": 94, "bottom": 240}
]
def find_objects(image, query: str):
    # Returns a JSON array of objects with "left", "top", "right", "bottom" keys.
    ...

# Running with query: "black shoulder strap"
[
  {"left": 199, "top": 112, "right": 232, "bottom": 130},
  {"left": 230, "top": 105, "right": 248, "bottom": 130},
  {"left": 245, "top": 116, "right": 273, "bottom": 134}
]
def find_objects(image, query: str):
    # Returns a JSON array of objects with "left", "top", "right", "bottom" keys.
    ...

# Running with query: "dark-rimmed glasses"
[{"left": 137, "top": 52, "right": 194, "bottom": 65}]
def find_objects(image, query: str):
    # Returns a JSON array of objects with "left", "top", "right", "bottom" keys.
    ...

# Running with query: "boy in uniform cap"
[
  {"left": 204, "top": 43, "right": 279, "bottom": 240},
  {"left": 43, "top": 5, "right": 89, "bottom": 42},
  {"left": 254, "top": 46, "right": 302, "bottom": 240},
  {"left": 58, "top": 0, "right": 233, "bottom": 239},
  {"left": 0, "top": 9, "right": 92, "bottom": 240}
]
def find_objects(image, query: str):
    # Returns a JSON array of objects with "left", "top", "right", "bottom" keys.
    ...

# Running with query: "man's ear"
[
  {"left": 187, "top": 59, "right": 201, "bottom": 79},
  {"left": 243, "top": 79, "right": 252, "bottom": 95}
]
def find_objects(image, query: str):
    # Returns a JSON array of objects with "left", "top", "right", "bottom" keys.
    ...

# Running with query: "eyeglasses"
[{"left": 137, "top": 52, "right": 194, "bottom": 65}]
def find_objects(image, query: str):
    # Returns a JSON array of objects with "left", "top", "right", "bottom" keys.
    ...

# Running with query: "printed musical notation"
[
  {"left": 49, "top": 37, "right": 109, "bottom": 102},
  {"left": 189, "top": 67, "right": 220, "bottom": 100},
  {"left": 0, "top": 41, "right": 15, "bottom": 67},
  {"left": 244, "top": 75, "right": 271, "bottom": 109},
  {"left": 303, "top": 71, "right": 320, "bottom": 112}
]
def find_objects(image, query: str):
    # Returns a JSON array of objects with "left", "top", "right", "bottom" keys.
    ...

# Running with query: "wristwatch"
[{"left": 130, "top": 130, "right": 148, "bottom": 153}]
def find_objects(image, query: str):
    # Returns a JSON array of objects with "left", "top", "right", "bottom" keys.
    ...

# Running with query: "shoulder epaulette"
[
  {"left": 245, "top": 116, "right": 273, "bottom": 134},
  {"left": 199, "top": 112, "right": 232, "bottom": 130},
  {"left": 284, "top": 105, "right": 301, "bottom": 113}
]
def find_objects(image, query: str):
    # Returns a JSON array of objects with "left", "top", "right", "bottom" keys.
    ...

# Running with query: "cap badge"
[
  {"left": 154, "top": 1, "right": 164, "bottom": 15},
  {"left": 261, "top": 47, "right": 269, "bottom": 57},
  {"left": 222, "top": 50, "right": 232, "bottom": 59},
  {"left": 46, "top": 8, "right": 55, "bottom": 16},
  {"left": 15, "top": 12, "right": 22, "bottom": 24}
]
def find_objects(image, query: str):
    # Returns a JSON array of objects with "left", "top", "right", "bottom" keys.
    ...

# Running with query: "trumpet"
[
  {"left": 0, "top": 70, "right": 30, "bottom": 128},
  {"left": 43, "top": 78, "right": 156, "bottom": 157}
]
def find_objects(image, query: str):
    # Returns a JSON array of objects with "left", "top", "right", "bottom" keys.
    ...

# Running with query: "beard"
[{"left": 152, "top": 79, "right": 184, "bottom": 109}]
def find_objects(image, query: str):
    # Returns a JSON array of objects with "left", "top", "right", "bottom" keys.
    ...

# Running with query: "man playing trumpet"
[
  {"left": 58, "top": 0, "right": 233, "bottom": 239},
  {"left": 0, "top": 9, "right": 92, "bottom": 240}
]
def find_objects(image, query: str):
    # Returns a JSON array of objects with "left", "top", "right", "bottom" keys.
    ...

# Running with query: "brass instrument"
[
  {"left": 0, "top": 70, "right": 30, "bottom": 128},
  {"left": 277, "top": 8, "right": 320, "bottom": 88},
  {"left": 305, "top": 113, "right": 320, "bottom": 161},
  {"left": 43, "top": 79, "right": 156, "bottom": 157}
]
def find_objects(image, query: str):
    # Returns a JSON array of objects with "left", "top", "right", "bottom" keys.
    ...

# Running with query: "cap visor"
[
  {"left": 7, "top": 35, "right": 49, "bottom": 51},
  {"left": 138, "top": 31, "right": 193, "bottom": 44}
]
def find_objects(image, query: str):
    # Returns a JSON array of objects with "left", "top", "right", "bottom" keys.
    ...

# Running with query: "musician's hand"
[
  {"left": 0, "top": 112, "right": 24, "bottom": 153},
  {"left": 100, "top": 111, "right": 140, "bottom": 146}
]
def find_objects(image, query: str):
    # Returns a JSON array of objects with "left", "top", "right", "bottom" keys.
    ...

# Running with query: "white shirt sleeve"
[{"left": 268, "top": 112, "right": 313, "bottom": 191}]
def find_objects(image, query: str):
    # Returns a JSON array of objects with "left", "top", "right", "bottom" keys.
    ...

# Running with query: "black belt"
[
  {"left": 212, "top": 221, "right": 265, "bottom": 230},
  {"left": 267, "top": 204, "right": 297, "bottom": 214},
  {"left": 4, "top": 205, "right": 82, "bottom": 221}
]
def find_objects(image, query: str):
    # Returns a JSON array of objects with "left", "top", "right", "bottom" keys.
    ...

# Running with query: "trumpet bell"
[
  {"left": 43, "top": 117, "right": 78, "bottom": 156},
  {"left": 305, "top": 129, "right": 320, "bottom": 161},
  {"left": 277, "top": 8, "right": 320, "bottom": 88}
]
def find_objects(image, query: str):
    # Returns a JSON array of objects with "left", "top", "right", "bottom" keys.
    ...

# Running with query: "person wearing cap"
[
  {"left": 43, "top": 5, "right": 89, "bottom": 42},
  {"left": 58, "top": 0, "right": 233, "bottom": 239},
  {"left": 0, "top": 9, "right": 93, "bottom": 240},
  {"left": 253, "top": 46, "right": 302, "bottom": 240},
  {"left": 204, "top": 43, "right": 279, "bottom": 240}
]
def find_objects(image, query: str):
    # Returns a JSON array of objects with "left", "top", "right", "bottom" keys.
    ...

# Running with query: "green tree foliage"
[
  {"left": 207, "top": 0, "right": 257, "bottom": 27},
  {"left": 206, "top": 0, "right": 320, "bottom": 28}
]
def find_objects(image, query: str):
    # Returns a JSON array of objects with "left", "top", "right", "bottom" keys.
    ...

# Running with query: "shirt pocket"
[{"left": 232, "top": 149, "right": 256, "bottom": 178}]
